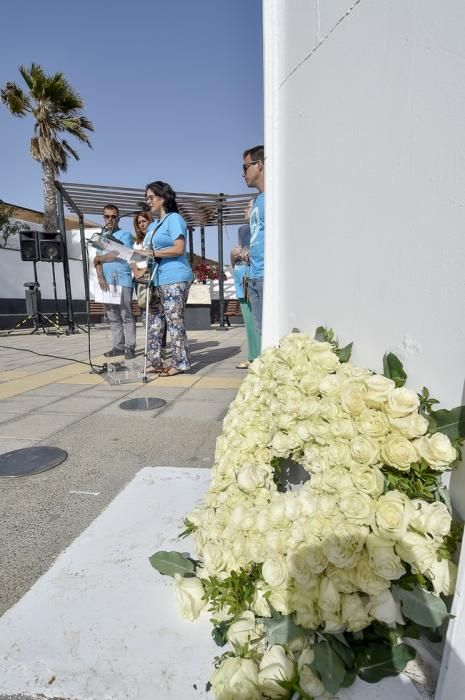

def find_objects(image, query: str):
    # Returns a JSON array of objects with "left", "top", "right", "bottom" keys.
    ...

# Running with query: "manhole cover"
[
  {"left": 0, "top": 446, "right": 68, "bottom": 478},
  {"left": 119, "top": 397, "right": 166, "bottom": 411}
]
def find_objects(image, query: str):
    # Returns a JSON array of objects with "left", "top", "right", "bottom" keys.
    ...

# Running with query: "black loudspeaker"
[
  {"left": 20, "top": 231, "right": 39, "bottom": 261},
  {"left": 39, "top": 232, "right": 64, "bottom": 262}
]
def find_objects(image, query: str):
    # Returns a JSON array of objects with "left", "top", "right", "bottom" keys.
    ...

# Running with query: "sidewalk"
[{"left": 0, "top": 323, "right": 248, "bottom": 618}]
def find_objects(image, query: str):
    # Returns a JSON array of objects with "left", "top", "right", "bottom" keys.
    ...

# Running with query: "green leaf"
[
  {"left": 392, "top": 585, "right": 451, "bottom": 627},
  {"left": 312, "top": 640, "right": 347, "bottom": 694},
  {"left": 383, "top": 353, "right": 407, "bottom": 388},
  {"left": 341, "top": 668, "right": 357, "bottom": 688},
  {"left": 211, "top": 620, "right": 232, "bottom": 647},
  {"left": 258, "top": 610, "right": 307, "bottom": 645},
  {"left": 327, "top": 635, "right": 355, "bottom": 669},
  {"left": 356, "top": 642, "right": 415, "bottom": 683},
  {"left": 336, "top": 342, "right": 353, "bottom": 363},
  {"left": 314, "top": 326, "right": 326, "bottom": 342},
  {"left": 429, "top": 406, "right": 465, "bottom": 441},
  {"left": 149, "top": 550, "right": 196, "bottom": 577}
]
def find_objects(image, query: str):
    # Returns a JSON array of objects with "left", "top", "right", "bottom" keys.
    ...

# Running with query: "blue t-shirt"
[
  {"left": 249, "top": 193, "right": 265, "bottom": 279},
  {"left": 100, "top": 229, "right": 134, "bottom": 288},
  {"left": 144, "top": 213, "right": 193, "bottom": 286}
]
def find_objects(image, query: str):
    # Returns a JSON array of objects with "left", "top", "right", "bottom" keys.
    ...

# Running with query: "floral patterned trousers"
[{"left": 147, "top": 281, "right": 191, "bottom": 371}]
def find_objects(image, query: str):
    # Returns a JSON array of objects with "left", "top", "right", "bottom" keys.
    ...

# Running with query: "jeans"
[
  {"left": 248, "top": 276, "right": 264, "bottom": 335},
  {"left": 105, "top": 285, "right": 136, "bottom": 350}
]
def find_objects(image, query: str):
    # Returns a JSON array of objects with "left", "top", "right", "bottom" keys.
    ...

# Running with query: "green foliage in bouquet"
[{"left": 149, "top": 329, "right": 464, "bottom": 700}]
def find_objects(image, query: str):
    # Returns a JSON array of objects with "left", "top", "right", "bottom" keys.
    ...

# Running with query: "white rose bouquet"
[{"left": 150, "top": 328, "right": 464, "bottom": 699}]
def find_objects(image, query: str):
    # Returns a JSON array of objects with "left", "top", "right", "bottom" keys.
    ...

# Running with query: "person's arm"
[
  {"left": 147, "top": 236, "right": 186, "bottom": 259},
  {"left": 94, "top": 258, "right": 110, "bottom": 291}
]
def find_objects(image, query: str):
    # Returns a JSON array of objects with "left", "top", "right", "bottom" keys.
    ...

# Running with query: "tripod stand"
[{"left": 6, "top": 262, "right": 61, "bottom": 336}]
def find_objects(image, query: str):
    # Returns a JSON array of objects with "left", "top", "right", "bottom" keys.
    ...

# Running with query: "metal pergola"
[{"left": 55, "top": 181, "right": 253, "bottom": 330}]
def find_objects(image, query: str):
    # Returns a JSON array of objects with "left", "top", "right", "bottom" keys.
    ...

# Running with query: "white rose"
[
  {"left": 410, "top": 500, "right": 452, "bottom": 540},
  {"left": 381, "top": 435, "right": 417, "bottom": 471},
  {"left": 323, "top": 525, "right": 368, "bottom": 569},
  {"left": 331, "top": 418, "right": 357, "bottom": 439},
  {"left": 367, "top": 590, "right": 404, "bottom": 625},
  {"left": 338, "top": 490, "right": 375, "bottom": 525},
  {"left": 294, "top": 420, "right": 315, "bottom": 443},
  {"left": 299, "top": 396, "right": 320, "bottom": 417},
  {"left": 366, "top": 533, "right": 406, "bottom": 580},
  {"left": 389, "top": 413, "right": 429, "bottom": 438},
  {"left": 350, "top": 465, "right": 385, "bottom": 498},
  {"left": 173, "top": 574, "right": 206, "bottom": 621},
  {"left": 298, "top": 649, "right": 325, "bottom": 697},
  {"left": 210, "top": 656, "right": 260, "bottom": 700},
  {"left": 351, "top": 435, "right": 380, "bottom": 465},
  {"left": 251, "top": 582, "right": 272, "bottom": 617},
  {"left": 426, "top": 558, "right": 458, "bottom": 596},
  {"left": 237, "top": 465, "right": 269, "bottom": 492},
  {"left": 282, "top": 493, "right": 302, "bottom": 521},
  {"left": 262, "top": 556, "right": 289, "bottom": 587},
  {"left": 255, "top": 508, "right": 272, "bottom": 533},
  {"left": 265, "top": 529, "right": 288, "bottom": 555},
  {"left": 268, "top": 499, "right": 288, "bottom": 526},
  {"left": 300, "top": 374, "right": 321, "bottom": 396},
  {"left": 375, "top": 490, "right": 413, "bottom": 540},
  {"left": 268, "top": 585, "right": 293, "bottom": 615},
  {"left": 353, "top": 554, "right": 390, "bottom": 595},
  {"left": 288, "top": 549, "right": 320, "bottom": 588},
  {"left": 291, "top": 542, "right": 328, "bottom": 575},
  {"left": 386, "top": 387, "right": 420, "bottom": 418},
  {"left": 314, "top": 350, "right": 340, "bottom": 372},
  {"left": 318, "top": 576, "right": 341, "bottom": 614},
  {"left": 271, "top": 431, "right": 292, "bottom": 457},
  {"left": 357, "top": 409, "right": 390, "bottom": 438},
  {"left": 319, "top": 374, "right": 345, "bottom": 396},
  {"left": 414, "top": 433, "right": 457, "bottom": 471},
  {"left": 258, "top": 645, "right": 295, "bottom": 699},
  {"left": 395, "top": 532, "right": 438, "bottom": 574},
  {"left": 327, "top": 440, "right": 352, "bottom": 467},
  {"left": 341, "top": 593, "right": 372, "bottom": 632},
  {"left": 319, "top": 398, "right": 340, "bottom": 421},
  {"left": 227, "top": 610, "right": 260, "bottom": 647},
  {"left": 325, "top": 563, "right": 358, "bottom": 593},
  {"left": 364, "top": 375, "right": 396, "bottom": 407},
  {"left": 341, "top": 385, "right": 367, "bottom": 414},
  {"left": 246, "top": 534, "right": 268, "bottom": 563},
  {"left": 203, "top": 542, "right": 226, "bottom": 574}
]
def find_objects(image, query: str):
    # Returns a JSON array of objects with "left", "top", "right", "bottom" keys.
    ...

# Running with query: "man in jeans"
[
  {"left": 242, "top": 145, "right": 265, "bottom": 337},
  {"left": 94, "top": 204, "right": 136, "bottom": 359}
]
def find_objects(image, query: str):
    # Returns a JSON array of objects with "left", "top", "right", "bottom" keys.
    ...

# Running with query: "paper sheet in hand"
[
  {"left": 93, "top": 284, "right": 123, "bottom": 305},
  {"left": 89, "top": 233, "right": 146, "bottom": 264}
]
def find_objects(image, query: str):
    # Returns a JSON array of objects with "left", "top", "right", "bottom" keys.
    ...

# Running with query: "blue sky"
[{"left": 0, "top": 0, "right": 263, "bottom": 259}]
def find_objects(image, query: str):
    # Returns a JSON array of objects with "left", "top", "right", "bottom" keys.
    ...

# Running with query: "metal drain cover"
[
  {"left": 0, "top": 446, "right": 68, "bottom": 478},
  {"left": 119, "top": 397, "right": 166, "bottom": 411}
]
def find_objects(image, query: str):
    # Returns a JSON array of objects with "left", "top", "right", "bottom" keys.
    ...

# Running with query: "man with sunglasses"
[
  {"left": 94, "top": 204, "right": 136, "bottom": 359},
  {"left": 242, "top": 145, "right": 265, "bottom": 339}
]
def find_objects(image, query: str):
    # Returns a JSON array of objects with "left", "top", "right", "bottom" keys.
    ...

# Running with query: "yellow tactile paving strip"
[
  {"left": 0, "top": 363, "right": 92, "bottom": 400},
  {"left": 0, "top": 361, "right": 243, "bottom": 399}
]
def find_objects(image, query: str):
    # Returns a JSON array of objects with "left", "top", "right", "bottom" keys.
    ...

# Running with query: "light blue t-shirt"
[
  {"left": 249, "top": 192, "right": 265, "bottom": 279},
  {"left": 100, "top": 228, "right": 133, "bottom": 288},
  {"left": 144, "top": 213, "right": 193, "bottom": 286}
]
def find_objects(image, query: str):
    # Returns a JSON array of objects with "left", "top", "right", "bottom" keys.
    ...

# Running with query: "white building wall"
[
  {"left": 263, "top": 3, "right": 465, "bottom": 695},
  {"left": 263, "top": 0, "right": 465, "bottom": 429}
]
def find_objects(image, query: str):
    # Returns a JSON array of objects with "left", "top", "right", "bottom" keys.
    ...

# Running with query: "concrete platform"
[{"left": 0, "top": 468, "right": 421, "bottom": 700}]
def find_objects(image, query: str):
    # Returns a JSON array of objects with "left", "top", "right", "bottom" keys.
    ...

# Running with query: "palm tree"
[{"left": 1, "top": 63, "right": 93, "bottom": 230}]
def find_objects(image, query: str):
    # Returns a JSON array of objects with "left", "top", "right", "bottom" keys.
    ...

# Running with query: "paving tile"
[
  {"left": 159, "top": 400, "right": 229, "bottom": 421},
  {"left": 195, "top": 376, "right": 242, "bottom": 389},
  {"left": 20, "top": 384, "right": 87, "bottom": 397},
  {"left": 36, "top": 396, "right": 115, "bottom": 414},
  {"left": 58, "top": 374, "right": 106, "bottom": 385},
  {"left": 0, "top": 395, "right": 63, "bottom": 411},
  {"left": 0, "top": 413, "right": 82, "bottom": 440},
  {"left": 0, "top": 438, "right": 39, "bottom": 456},
  {"left": 0, "top": 411, "right": 24, "bottom": 424}
]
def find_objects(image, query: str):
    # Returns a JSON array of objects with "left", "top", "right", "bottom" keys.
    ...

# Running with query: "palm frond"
[
  {"left": 62, "top": 140, "right": 80, "bottom": 161},
  {"left": 1, "top": 82, "right": 31, "bottom": 116}
]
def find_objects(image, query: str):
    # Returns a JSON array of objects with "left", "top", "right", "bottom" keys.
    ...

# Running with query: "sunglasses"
[
  {"left": 103, "top": 214, "right": 117, "bottom": 220},
  {"left": 242, "top": 160, "right": 261, "bottom": 174}
]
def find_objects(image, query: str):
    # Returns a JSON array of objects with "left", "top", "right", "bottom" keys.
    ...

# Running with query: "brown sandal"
[
  {"left": 159, "top": 367, "right": 184, "bottom": 377},
  {"left": 146, "top": 366, "right": 164, "bottom": 375}
]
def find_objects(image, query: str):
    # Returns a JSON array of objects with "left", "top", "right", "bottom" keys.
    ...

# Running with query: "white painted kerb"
[{"left": 0, "top": 467, "right": 421, "bottom": 699}]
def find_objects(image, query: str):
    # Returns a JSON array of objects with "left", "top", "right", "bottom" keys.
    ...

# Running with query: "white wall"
[
  {"left": 263, "top": 3, "right": 465, "bottom": 694},
  {"left": 263, "top": 0, "right": 465, "bottom": 414},
  {"left": 0, "top": 228, "right": 100, "bottom": 301}
]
